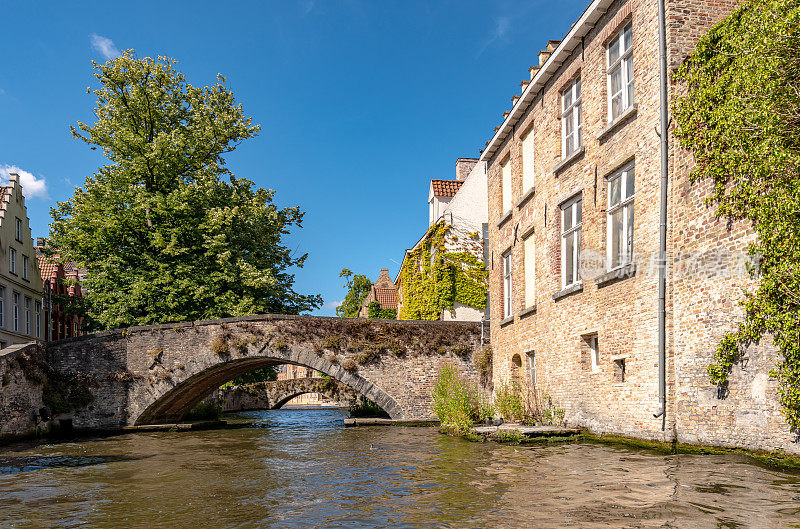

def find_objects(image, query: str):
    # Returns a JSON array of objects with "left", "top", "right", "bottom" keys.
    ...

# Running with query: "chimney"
[
  {"left": 36, "top": 237, "right": 46, "bottom": 247},
  {"left": 376, "top": 268, "right": 394, "bottom": 288},
  {"left": 538, "top": 49, "right": 551, "bottom": 67},
  {"left": 455, "top": 158, "right": 479, "bottom": 182}
]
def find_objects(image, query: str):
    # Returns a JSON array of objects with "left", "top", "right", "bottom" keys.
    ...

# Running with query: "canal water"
[{"left": 1, "top": 408, "right": 798, "bottom": 528}]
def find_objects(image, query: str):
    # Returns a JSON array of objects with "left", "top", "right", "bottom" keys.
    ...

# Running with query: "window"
[
  {"left": 502, "top": 251, "right": 513, "bottom": 318},
  {"left": 607, "top": 164, "right": 635, "bottom": 269},
  {"left": 0, "top": 287, "right": 4, "bottom": 328},
  {"left": 12, "top": 292, "right": 19, "bottom": 332},
  {"left": 590, "top": 336, "right": 600, "bottom": 372},
  {"left": 14, "top": 218, "right": 22, "bottom": 242},
  {"left": 501, "top": 158, "right": 512, "bottom": 214},
  {"left": 35, "top": 300, "right": 41, "bottom": 339},
  {"left": 9, "top": 248, "right": 16, "bottom": 275},
  {"left": 22, "top": 255, "right": 29, "bottom": 280},
  {"left": 561, "top": 195, "right": 582, "bottom": 288},
  {"left": 522, "top": 131, "right": 535, "bottom": 193},
  {"left": 523, "top": 234, "right": 535, "bottom": 308},
  {"left": 561, "top": 77, "right": 582, "bottom": 157},
  {"left": 24, "top": 297, "right": 30, "bottom": 335},
  {"left": 607, "top": 23, "right": 634, "bottom": 120}
]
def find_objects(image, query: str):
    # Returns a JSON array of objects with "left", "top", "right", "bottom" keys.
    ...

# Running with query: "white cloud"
[
  {"left": 0, "top": 165, "right": 49, "bottom": 199},
  {"left": 324, "top": 300, "right": 343, "bottom": 309},
  {"left": 300, "top": 0, "right": 314, "bottom": 15},
  {"left": 476, "top": 16, "right": 511, "bottom": 57},
  {"left": 90, "top": 33, "right": 120, "bottom": 59}
]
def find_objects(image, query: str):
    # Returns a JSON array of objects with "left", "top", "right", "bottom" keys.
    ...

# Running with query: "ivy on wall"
[
  {"left": 673, "top": 0, "right": 800, "bottom": 430},
  {"left": 367, "top": 301, "right": 397, "bottom": 320},
  {"left": 398, "top": 222, "right": 488, "bottom": 320}
]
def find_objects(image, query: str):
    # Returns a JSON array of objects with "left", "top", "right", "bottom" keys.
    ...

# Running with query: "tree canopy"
[
  {"left": 674, "top": 0, "right": 800, "bottom": 429},
  {"left": 335, "top": 269, "right": 372, "bottom": 318},
  {"left": 50, "top": 51, "right": 321, "bottom": 329}
]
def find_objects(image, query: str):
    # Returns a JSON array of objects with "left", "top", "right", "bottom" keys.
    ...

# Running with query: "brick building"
[
  {"left": 358, "top": 269, "right": 398, "bottom": 318},
  {"left": 35, "top": 244, "right": 86, "bottom": 341},
  {"left": 482, "top": 0, "right": 796, "bottom": 453},
  {"left": 0, "top": 174, "right": 45, "bottom": 348}
]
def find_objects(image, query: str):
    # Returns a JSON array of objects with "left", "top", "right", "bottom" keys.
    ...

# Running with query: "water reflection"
[{"left": 0, "top": 408, "right": 798, "bottom": 528}]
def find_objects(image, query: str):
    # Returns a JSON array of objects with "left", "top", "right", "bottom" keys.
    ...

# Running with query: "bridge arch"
[{"left": 43, "top": 314, "right": 483, "bottom": 429}]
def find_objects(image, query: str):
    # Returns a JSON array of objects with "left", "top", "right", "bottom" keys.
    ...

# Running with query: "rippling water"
[{"left": 1, "top": 408, "right": 798, "bottom": 528}]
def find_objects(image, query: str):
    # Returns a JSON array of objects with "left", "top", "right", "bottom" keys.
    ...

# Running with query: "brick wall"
[{"left": 485, "top": 0, "right": 796, "bottom": 454}]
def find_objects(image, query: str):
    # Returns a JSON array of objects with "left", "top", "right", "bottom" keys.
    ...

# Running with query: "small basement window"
[{"left": 613, "top": 358, "right": 626, "bottom": 383}]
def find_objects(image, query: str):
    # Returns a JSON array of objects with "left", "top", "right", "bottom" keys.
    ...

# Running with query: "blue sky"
[{"left": 0, "top": 0, "right": 588, "bottom": 316}]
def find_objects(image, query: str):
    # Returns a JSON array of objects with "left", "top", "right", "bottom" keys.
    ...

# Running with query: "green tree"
[
  {"left": 50, "top": 51, "right": 321, "bottom": 329},
  {"left": 674, "top": 0, "right": 800, "bottom": 429},
  {"left": 335, "top": 268, "right": 372, "bottom": 317}
]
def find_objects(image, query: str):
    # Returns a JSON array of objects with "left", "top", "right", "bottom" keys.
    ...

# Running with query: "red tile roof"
[
  {"left": 374, "top": 288, "right": 397, "bottom": 310},
  {"left": 430, "top": 179, "right": 463, "bottom": 198},
  {"left": 37, "top": 255, "right": 58, "bottom": 281}
]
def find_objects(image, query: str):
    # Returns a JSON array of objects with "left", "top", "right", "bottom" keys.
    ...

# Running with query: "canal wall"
[{"left": 0, "top": 343, "right": 49, "bottom": 441}]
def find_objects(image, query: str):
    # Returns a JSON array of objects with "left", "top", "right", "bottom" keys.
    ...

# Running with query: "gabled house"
[
  {"left": 0, "top": 173, "right": 44, "bottom": 348},
  {"left": 358, "top": 269, "right": 398, "bottom": 318}
]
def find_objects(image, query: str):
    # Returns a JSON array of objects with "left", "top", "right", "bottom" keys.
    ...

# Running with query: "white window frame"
[
  {"left": 14, "top": 218, "right": 22, "bottom": 242},
  {"left": 35, "top": 300, "right": 41, "bottom": 339},
  {"left": 24, "top": 296, "right": 31, "bottom": 335},
  {"left": 607, "top": 23, "right": 634, "bottom": 120},
  {"left": 0, "top": 287, "right": 5, "bottom": 328},
  {"left": 521, "top": 130, "right": 535, "bottom": 194},
  {"left": 561, "top": 195, "right": 583, "bottom": 289},
  {"left": 22, "top": 255, "right": 29, "bottom": 280},
  {"left": 590, "top": 335, "right": 600, "bottom": 372},
  {"left": 523, "top": 233, "right": 536, "bottom": 309},
  {"left": 561, "top": 77, "right": 582, "bottom": 158},
  {"left": 607, "top": 163, "right": 635, "bottom": 270},
  {"left": 501, "top": 158, "right": 512, "bottom": 214},
  {"left": 502, "top": 251, "right": 513, "bottom": 318},
  {"left": 526, "top": 350, "right": 536, "bottom": 390},
  {"left": 12, "top": 292, "right": 19, "bottom": 332},
  {"left": 9, "top": 248, "right": 16, "bottom": 275}
]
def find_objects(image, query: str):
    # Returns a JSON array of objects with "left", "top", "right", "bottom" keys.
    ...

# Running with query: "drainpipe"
[{"left": 653, "top": 0, "right": 669, "bottom": 431}]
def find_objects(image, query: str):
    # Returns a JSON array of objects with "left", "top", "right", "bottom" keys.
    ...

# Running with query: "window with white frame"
[
  {"left": 22, "top": 255, "right": 29, "bottom": 280},
  {"left": 590, "top": 335, "right": 600, "bottom": 372},
  {"left": 607, "top": 23, "right": 634, "bottom": 120},
  {"left": 522, "top": 130, "right": 535, "bottom": 193},
  {"left": 561, "top": 195, "right": 583, "bottom": 288},
  {"left": 526, "top": 351, "right": 536, "bottom": 390},
  {"left": 501, "top": 158, "right": 512, "bottom": 214},
  {"left": 14, "top": 218, "right": 22, "bottom": 242},
  {"left": 35, "top": 300, "right": 41, "bottom": 339},
  {"left": 561, "top": 77, "right": 582, "bottom": 158},
  {"left": 607, "top": 163, "right": 635, "bottom": 269},
  {"left": 9, "top": 248, "right": 16, "bottom": 275},
  {"left": 12, "top": 292, "right": 19, "bottom": 332},
  {"left": 523, "top": 233, "right": 535, "bottom": 308},
  {"left": 0, "top": 287, "right": 5, "bottom": 328},
  {"left": 502, "top": 251, "right": 512, "bottom": 318},
  {"left": 24, "top": 296, "right": 30, "bottom": 335}
]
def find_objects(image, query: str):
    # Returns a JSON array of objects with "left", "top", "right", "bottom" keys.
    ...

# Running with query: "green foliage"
[
  {"left": 336, "top": 269, "right": 372, "bottom": 318},
  {"left": 230, "top": 366, "right": 277, "bottom": 386},
  {"left": 49, "top": 51, "right": 320, "bottom": 329},
  {"left": 432, "top": 361, "right": 493, "bottom": 434},
  {"left": 673, "top": 0, "right": 800, "bottom": 430},
  {"left": 184, "top": 400, "right": 222, "bottom": 422},
  {"left": 495, "top": 380, "right": 524, "bottom": 422},
  {"left": 349, "top": 396, "right": 390, "bottom": 418},
  {"left": 473, "top": 345, "right": 493, "bottom": 384},
  {"left": 398, "top": 222, "right": 488, "bottom": 320},
  {"left": 210, "top": 336, "right": 229, "bottom": 356},
  {"left": 367, "top": 301, "right": 397, "bottom": 320}
]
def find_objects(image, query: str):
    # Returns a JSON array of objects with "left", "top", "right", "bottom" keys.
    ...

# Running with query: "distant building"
[
  {"left": 396, "top": 158, "right": 489, "bottom": 321},
  {"left": 358, "top": 269, "right": 398, "bottom": 318},
  {"left": 35, "top": 240, "right": 86, "bottom": 341},
  {"left": 0, "top": 173, "right": 44, "bottom": 348},
  {"left": 276, "top": 364, "right": 331, "bottom": 406}
]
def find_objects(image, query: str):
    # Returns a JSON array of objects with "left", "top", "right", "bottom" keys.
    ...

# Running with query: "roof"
[
  {"left": 37, "top": 255, "right": 59, "bottom": 281},
  {"left": 373, "top": 288, "right": 397, "bottom": 310},
  {"left": 430, "top": 179, "right": 463, "bottom": 199}
]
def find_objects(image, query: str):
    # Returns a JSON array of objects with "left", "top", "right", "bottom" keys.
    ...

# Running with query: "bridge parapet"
[{"left": 209, "top": 377, "right": 357, "bottom": 412}]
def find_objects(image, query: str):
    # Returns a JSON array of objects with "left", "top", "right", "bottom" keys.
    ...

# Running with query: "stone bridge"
[
  {"left": 4, "top": 314, "right": 485, "bottom": 433},
  {"left": 208, "top": 378, "right": 358, "bottom": 413}
]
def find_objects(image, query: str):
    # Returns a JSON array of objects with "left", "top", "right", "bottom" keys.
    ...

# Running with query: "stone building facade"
[
  {"left": 482, "top": 0, "right": 797, "bottom": 454},
  {"left": 0, "top": 174, "right": 44, "bottom": 348},
  {"left": 36, "top": 242, "right": 86, "bottom": 342},
  {"left": 358, "top": 269, "right": 398, "bottom": 318}
]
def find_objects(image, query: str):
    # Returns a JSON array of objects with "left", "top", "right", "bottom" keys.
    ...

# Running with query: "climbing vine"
[
  {"left": 398, "top": 222, "right": 487, "bottom": 320},
  {"left": 367, "top": 301, "right": 397, "bottom": 320},
  {"left": 673, "top": 0, "right": 800, "bottom": 430}
]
